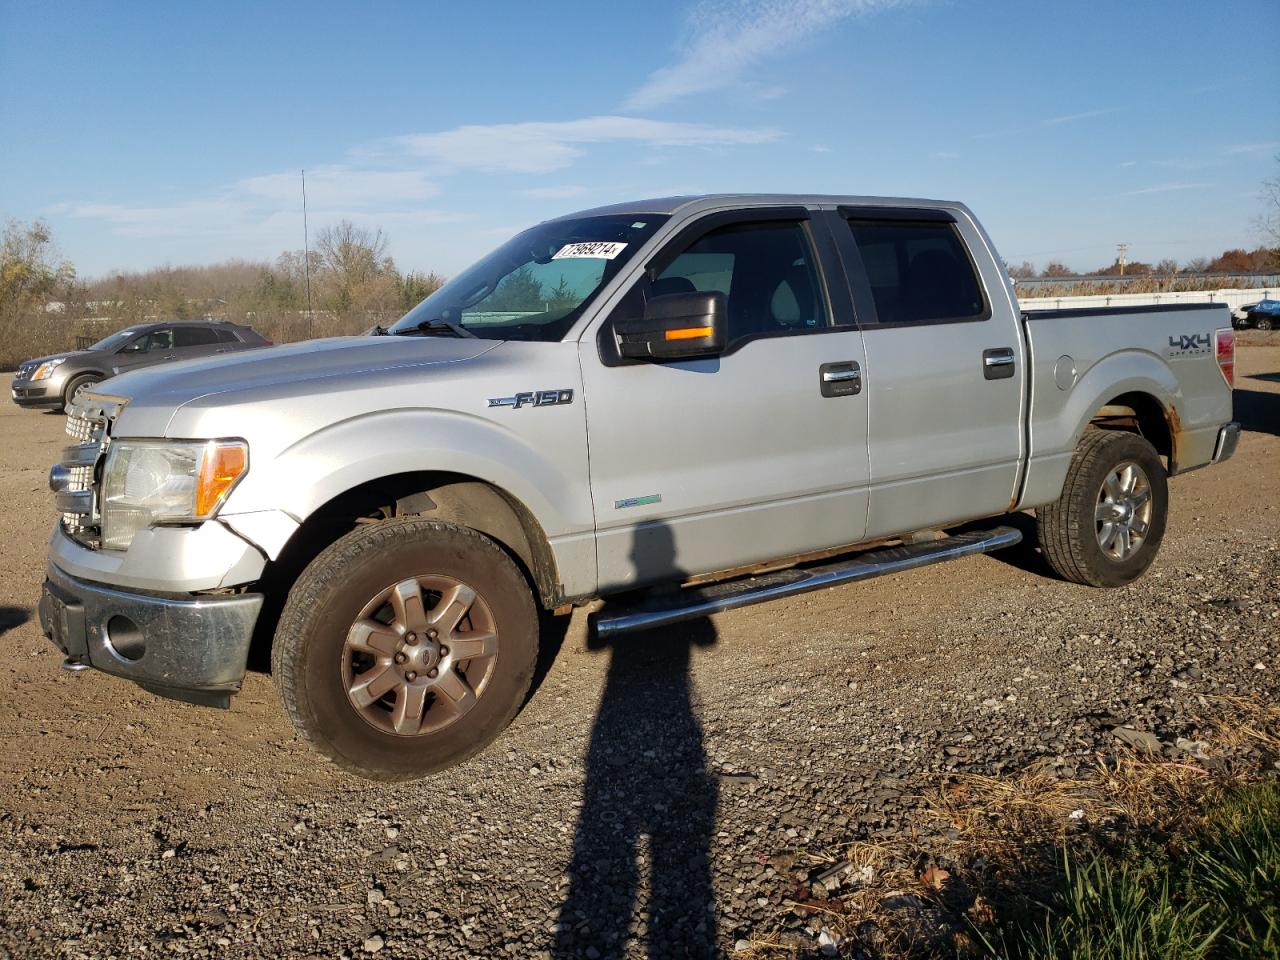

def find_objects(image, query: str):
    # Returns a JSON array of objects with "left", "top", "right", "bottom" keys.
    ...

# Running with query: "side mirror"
[
  {"left": 119, "top": 341, "right": 143, "bottom": 354},
  {"left": 614, "top": 291, "right": 727, "bottom": 362}
]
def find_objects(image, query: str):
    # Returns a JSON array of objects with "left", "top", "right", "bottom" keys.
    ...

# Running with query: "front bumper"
[
  {"left": 1213, "top": 421, "right": 1241, "bottom": 464},
  {"left": 11, "top": 379, "right": 63, "bottom": 408},
  {"left": 39, "top": 562, "right": 264, "bottom": 708}
]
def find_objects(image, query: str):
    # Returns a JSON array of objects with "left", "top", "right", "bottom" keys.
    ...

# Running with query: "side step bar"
[{"left": 593, "top": 525, "right": 1023, "bottom": 639}]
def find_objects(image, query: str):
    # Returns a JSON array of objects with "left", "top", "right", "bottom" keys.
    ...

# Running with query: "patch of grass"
[{"left": 972, "top": 779, "right": 1280, "bottom": 960}]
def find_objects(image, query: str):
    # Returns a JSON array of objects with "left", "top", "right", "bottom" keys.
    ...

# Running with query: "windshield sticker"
[{"left": 552, "top": 241, "right": 627, "bottom": 260}]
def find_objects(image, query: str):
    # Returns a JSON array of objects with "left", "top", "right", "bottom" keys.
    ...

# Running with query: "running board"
[{"left": 593, "top": 525, "right": 1022, "bottom": 639}]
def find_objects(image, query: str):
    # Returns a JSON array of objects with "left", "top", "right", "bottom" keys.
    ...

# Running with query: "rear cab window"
[{"left": 844, "top": 217, "right": 988, "bottom": 326}]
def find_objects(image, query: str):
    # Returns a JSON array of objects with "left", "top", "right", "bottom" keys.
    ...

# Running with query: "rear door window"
[
  {"left": 845, "top": 220, "right": 987, "bottom": 325},
  {"left": 173, "top": 326, "right": 221, "bottom": 347}
]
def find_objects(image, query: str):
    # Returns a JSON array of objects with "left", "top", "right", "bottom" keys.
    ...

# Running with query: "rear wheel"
[
  {"left": 1037, "top": 430, "right": 1168, "bottom": 587},
  {"left": 271, "top": 518, "right": 539, "bottom": 780}
]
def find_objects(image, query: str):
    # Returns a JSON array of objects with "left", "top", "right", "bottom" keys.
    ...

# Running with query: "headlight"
[
  {"left": 101, "top": 440, "right": 248, "bottom": 550},
  {"left": 32, "top": 358, "right": 66, "bottom": 380}
]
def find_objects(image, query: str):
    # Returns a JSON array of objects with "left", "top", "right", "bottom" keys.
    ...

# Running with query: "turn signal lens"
[
  {"left": 1215, "top": 328, "right": 1234, "bottom": 388},
  {"left": 664, "top": 326, "right": 713, "bottom": 341},
  {"left": 196, "top": 442, "right": 248, "bottom": 516}
]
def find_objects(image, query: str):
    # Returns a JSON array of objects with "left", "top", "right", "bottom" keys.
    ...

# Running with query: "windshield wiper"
[{"left": 394, "top": 318, "right": 476, "bottom": 339}]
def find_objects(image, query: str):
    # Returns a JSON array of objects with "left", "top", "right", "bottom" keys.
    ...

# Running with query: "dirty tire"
[
  {"left": 271, "top": 518, "right": 538, "bottom": 781},
  {"left": 1038, "top": 430, "right": 1168, "bottom": 588},
  {"left": 61, "top": 373, "right": 102, "bottom": 411},
  {"left": 1256, "top": 316, "right": 1274, "bottom": 331}
]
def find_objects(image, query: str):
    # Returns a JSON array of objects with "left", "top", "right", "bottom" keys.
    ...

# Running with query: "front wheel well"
[
  {"left": 243, "top": 473, "right": 561, "bottom": 674},
  {"left": 1087, "top": 392, "right": 1175, "bottom": 467}
]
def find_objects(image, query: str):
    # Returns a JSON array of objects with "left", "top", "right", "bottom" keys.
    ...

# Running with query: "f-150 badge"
[{"left": 488, "top": 389, "right": 574, "bottom": 409}]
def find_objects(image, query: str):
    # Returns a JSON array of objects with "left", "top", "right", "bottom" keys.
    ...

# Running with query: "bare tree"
[
  {"left": 1258, "top": 154, "right": 1280, "bottom": 247},
  {"left": 314, "top": 220, "right": 390, "bottom": 285},
  {"left": 1182, "top": 257, "right": 1210, "bottom": 274},
  {"left": 1155, "top": 258, "right": 1180, "bottom": 275},
  {"left": 313, "top": 220, "right": 398, "bottom": 318},
  {"left": 1006, "top": 260, "right": 1036, "bottom": 280},
  {"left": 1040, "top": 261, "right": 1074, "bottom": 278}
]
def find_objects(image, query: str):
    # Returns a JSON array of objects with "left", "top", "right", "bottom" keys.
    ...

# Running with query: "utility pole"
[
  {"left": 302, "top": 169, "right": 314, "bottom": 340},
  {"left": 1116, "top": 242, "right": 1128, "bottom": 277}
]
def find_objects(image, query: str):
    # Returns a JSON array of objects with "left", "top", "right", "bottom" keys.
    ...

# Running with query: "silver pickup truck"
[{"left": 39, "top": 195, "right": 1239, "bottom": 780}]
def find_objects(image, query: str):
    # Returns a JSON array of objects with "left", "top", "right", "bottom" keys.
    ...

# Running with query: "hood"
[
  {"left": 19, "top": 350, "right": 83, "bottom": 368},
  {"left": 99, "top": 335, "right": 501, "bottom": 423}
]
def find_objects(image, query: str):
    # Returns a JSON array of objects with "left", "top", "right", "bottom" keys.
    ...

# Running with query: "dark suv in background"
[{"left": 11, "top": 320, "right": 271, "bottom": 411}]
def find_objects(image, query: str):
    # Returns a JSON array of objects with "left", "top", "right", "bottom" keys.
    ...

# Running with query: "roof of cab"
[{"left": 546, "top": 193, "right": 961, "bottom": 221}]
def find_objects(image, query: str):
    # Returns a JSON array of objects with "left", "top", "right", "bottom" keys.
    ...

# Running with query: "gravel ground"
[{"left": 1, "top": 344, "right": 1277, "bottom": 959}]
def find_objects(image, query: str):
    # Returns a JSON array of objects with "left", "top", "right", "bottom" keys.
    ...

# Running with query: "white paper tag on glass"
[{"left": 552, "top": 241, "right": 627, "bottom": 260}]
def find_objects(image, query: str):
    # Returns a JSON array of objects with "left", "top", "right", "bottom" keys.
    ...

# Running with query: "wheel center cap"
[{"left": 402, "top": 643, "right": 439, "bottom": 671}]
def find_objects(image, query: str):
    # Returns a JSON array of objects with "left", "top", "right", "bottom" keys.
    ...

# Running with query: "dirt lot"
[{"left": 0, "top": 345, "right": 1277, "bottom": 959}]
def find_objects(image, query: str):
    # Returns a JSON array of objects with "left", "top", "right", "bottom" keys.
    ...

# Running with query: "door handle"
[
  {"left": 163, "top": 354, "right": 178, "bottom": 360},
  {"left": 982, "top": 348, "right": 1015, "bottom": 380},
  {"left": 819, "top": 361, "right": 861, "bottom": 397}
]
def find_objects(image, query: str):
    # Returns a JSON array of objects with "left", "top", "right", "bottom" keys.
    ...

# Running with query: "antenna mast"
[{"left": 302, "top": 169, "right": 314, "bottom": 339}]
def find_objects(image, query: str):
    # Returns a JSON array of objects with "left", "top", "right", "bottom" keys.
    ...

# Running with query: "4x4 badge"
[{"left": 488, "top": 389, "right": 574, "bottom": 409}]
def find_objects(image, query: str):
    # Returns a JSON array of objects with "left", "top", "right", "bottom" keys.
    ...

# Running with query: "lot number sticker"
[{"left": 552, "top": 241, "right": 627, "bottom": 260}]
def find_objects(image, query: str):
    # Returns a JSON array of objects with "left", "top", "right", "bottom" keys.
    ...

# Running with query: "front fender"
[{"left": 224, "top": 406, "right": 594, "bottom": 542}]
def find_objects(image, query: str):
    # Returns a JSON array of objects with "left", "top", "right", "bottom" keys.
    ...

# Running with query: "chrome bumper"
[
  {"left": 1213, "top": 421, "right": 1241, "bottom": 464},
  {"left": 39, "top": 563, "right": 264, "bottom": 708}
]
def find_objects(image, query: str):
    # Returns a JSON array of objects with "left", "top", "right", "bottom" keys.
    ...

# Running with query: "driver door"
[
  {"left": 579, "top": 209, "right": 870, "bottom": 592},
  {"left": 112, "top": 327, "right": 177, "bottom": 373}
]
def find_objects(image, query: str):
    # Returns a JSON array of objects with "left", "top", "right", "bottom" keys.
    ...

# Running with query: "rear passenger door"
[{"left": 830, "top": 207, "right": 1025, "bottom": 538}]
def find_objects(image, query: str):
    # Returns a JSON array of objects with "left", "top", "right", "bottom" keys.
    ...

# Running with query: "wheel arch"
[
  {"left": 282, "top": 471, "right": 562, "bottom": 608},
  {"left": 1086, "top": 390, "right": 1175, "bottom": 465}
]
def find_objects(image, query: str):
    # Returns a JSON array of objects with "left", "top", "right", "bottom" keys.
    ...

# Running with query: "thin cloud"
[
  {"left": 50, "top": 114, "right": 780, "bottom": 253},
  {"left": 393, "top": 116, "right": 781, "bottom": 174},
  {"left": 240, "top": 166, "right": 438, "bottom": 205},
  {"left": 973, "top": 106, "right": 1124, "bottom": 140},
  {"left": 625, "top": 0, "right": 901, "bottom": 110},
  {"left": 1043, "top": 107, "right": 1122, "bottom": 126},
  {"left": 1220, "top": 142, "right": 1279, "bottom": 155},
  {"left": 521, "top": 184, "right": 591, "bottom": 199},
  {"left": 1120, "top": 181, "right": 1210, "bottom": 196}
]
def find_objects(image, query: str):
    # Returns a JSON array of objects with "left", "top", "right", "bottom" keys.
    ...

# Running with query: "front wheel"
[
  {"left": 1255, "top": 316, "right": 1274, "bottom": 331},
  {"left": 61, "top": 373, "right": 102, "bottom": 411},
  {"left": 271, "top": 518, "right": 539, "bottom": 780},
  {"left": 1037, "top": 430, "right": 1168, "bottom": 587}
]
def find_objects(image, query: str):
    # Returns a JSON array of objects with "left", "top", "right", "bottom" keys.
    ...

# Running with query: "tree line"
[
  {"left": 1006, "top": 245, "right": 1279, "bottom": 280},
  {"left": 0, "top": 218, "right": 443, "bottom": 369}
]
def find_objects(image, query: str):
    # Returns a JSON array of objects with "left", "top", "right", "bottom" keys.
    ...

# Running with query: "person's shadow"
[{"left": 554, "top": 522, "right": 720, "bottom": 959}]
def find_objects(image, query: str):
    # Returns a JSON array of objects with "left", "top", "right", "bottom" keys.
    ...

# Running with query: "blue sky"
[{"left": 1, "top": 0, "right": 1277, "bottom": 278}]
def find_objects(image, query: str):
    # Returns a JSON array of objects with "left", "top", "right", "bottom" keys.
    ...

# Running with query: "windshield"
[
  {"left": 89, "top": 329, "right": 141, "bottom": 352},
  {"left": 390, "top": 214, "right": 668, "bottom": 342}
]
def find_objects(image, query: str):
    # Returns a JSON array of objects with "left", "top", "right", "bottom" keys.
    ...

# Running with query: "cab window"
[
  {"left": 845, "top": 220, "right": 987, "bottom": 325},
  {"left": 650, "top": 221, "right": 827, "bottom": 345}
]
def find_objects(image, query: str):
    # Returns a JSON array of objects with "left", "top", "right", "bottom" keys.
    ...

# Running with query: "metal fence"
[
  {"left": 1017, "top": 287, "right": 1273, "bottom": 316},
  {"left": 1013, "top": 273, "right": 1280, "bottom": 292}
]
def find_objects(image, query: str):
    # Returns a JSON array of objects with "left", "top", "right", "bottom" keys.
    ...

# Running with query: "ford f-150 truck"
[{"left": 39, "top": 195, "right": 1240, "bottom": 780}]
